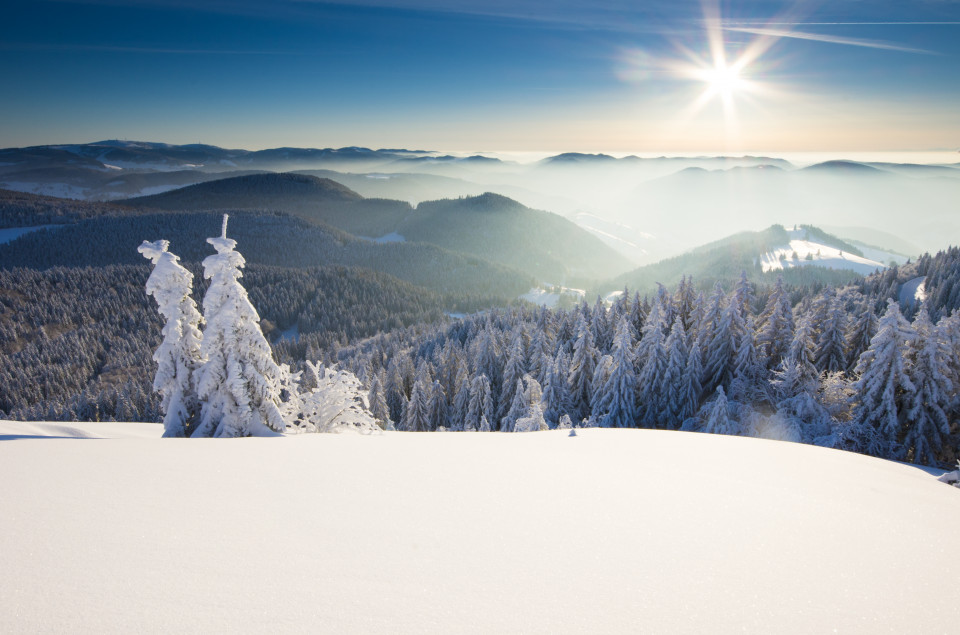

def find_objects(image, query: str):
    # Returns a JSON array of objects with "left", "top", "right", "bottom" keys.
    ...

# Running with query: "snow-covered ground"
[
  {"left": 759, "top": 229, "right": 887, "bottom": 275},
  {"left": 850, "top": 242, "right": 910, "bottom": 266},
  {"left": 0, "top": 181, "right": 89, "bottom": 199},
  {"left": 521, "top": 284, "right": 586, "bottom": 307},
  {"left": 2, "top": 422, "right": 958, "bottom": 633},
  {"left": 900, "top": 276, "right": 927, "bottom": 307},
  {"left": 358, "top": 232, "right": 406, "bottom": 244},
  {"left": 0, "top": 225, "right": 57, "bottom": 245}
]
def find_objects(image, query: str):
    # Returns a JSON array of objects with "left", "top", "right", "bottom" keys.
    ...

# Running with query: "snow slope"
[
  {"left": 759, "top": 228, "right": 886, "bottom": 275},
  {"left": 900, "top": 276, "right": 927, "bottom": 307},
  {"left": 521, "top": 285, "right": 585, "bottom": 308},
  {"left": 1, "top": 424, "right": 958, "bottom": 633},
  {"left": 0, "top": 225, "right": 56, "bottom": 245}
]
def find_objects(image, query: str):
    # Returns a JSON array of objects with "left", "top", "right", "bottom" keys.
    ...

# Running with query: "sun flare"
[{"left": 699, "top": 62, "right": 744, "bottom": 96}]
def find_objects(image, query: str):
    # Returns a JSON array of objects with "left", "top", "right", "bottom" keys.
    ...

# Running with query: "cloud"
[{"left": 723, "top": 26, "right": 937, "bottom": 55}]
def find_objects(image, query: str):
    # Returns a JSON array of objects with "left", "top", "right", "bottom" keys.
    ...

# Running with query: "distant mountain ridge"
[{"left": 124, "top": 173, "right": 630, "bottom": 282}]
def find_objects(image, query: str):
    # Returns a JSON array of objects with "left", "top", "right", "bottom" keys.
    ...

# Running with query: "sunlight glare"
[{"left": 699, "top": 62, "right": 744, "bottom": 96}]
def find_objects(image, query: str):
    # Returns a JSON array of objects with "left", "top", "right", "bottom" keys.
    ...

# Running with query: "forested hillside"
[
  {"left": 0, "top": 263, "right": 469, "bottom": 422},
  {"left": 124, "top": 174, "right": 630, "bottom": 282},
  {"left": 0, "top": 211, "right": 533, "bottom": 298},
  {"left": 0, "top": 188, "right": 131, "bottom": 226},
  {"left": 332, "top": 248, "right": 960, "bottom": 465},
  {"left": 404, "top": 193, "right": 631, "bottom": 281}
]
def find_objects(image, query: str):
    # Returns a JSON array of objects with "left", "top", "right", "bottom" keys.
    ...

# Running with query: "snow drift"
[{"left": 1, "top": 424, "right": 957, "bottom": 633}]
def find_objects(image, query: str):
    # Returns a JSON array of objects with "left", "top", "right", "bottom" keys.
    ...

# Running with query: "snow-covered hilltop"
[
  {"left": 1, "top": 424, "right": 956, "bottom": 633},
  {"left": 760, "top": 227, "right": 887, "bottom": 274}
]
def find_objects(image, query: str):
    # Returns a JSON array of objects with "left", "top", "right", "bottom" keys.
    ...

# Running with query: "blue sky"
[{"left": 2, "top": 0, "right": 959, "bottom": 151}]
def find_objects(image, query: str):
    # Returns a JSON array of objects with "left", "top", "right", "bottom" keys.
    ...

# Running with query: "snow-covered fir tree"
[
  {"left": 845, "top": 302, "right": 878, "bottom": 374},
  {"left": 853, "top": 300, "right": 916, "bottom": 455},
  {"left": 592, "top": 316, "right": 637, "bottom": 428},
  {"left": 636, "top": 295, "right": 668, "bottom": 426},
  {"left": 568, "top": 314, "right": 598, "bottom": 423},
  {"left": 815, "top": 296, "right": 847, "bottom": 373},
  {"left": 498, "top": 331, "right": 527, "bottom": 427},
  {"left": 514, "top": 375, "right": 548, "bottom": 432},
  {"left": 660, "top": 318, "right": 689, "bottom": 428},
  {"left": 702, "top": 298, "right": 745, "bottom": 396},
  {"left": 193, "top": 216, "right": 293, "bottom": 438},
  {"left": 428, "top": 379, "right": 449, "bottom": 431},
  {"left": 902, "top": 306, "right": 952, "bottom": 464},
  {"left": 756, "top": 276, "right": 794, "bottom": 369},
  {"left": 501, "top": 377, "right": 528, "bottom": 432},
  {"left": 138, "top": 239, "right": 204, "bottom": 437},
  {"left": 464, "top": 373, "right": 494, "bottom": 432},
  {"left": 367, "top": 372, "right": 390, "bottom": 428},
  {"left": 542, "top": 348, "right": 571, "bottom": 426},
  {"left": 401, "top": 364, "right": 432, "bottom": 432},
  {"left": 702, "top": 386, "right": 738, "bottom": 436}
]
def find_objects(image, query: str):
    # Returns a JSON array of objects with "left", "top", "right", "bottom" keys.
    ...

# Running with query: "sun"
[{"left": 699, "top": 62, "right": 745, "bottom": 96}]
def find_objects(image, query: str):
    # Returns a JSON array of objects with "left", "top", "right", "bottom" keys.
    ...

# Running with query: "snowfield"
[
  {"left": 521, "top": 285, "right": 586, "bottom": 308},
  {"left": 759, "top": 229, "right": 886, "bottom": 275},
  {"left": 2, "top": 423, "right": 958, "bottom": 633}
]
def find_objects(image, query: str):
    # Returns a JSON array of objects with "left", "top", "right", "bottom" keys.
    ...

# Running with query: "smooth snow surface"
[
  {"left": 900, "top": 276, "right": 927, "bottom": 307},
  {"left": 1, "top": 425, "right": 958, "bottom": 634},
  {"left": 759, "top": 229, "right": 886, "bottom": 275}
]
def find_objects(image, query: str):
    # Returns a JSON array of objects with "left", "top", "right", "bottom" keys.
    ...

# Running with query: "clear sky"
[{"left": 2, "top": 0, "right": 959, "bottom": 152}]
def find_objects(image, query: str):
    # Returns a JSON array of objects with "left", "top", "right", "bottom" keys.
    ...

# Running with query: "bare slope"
[{"left": 1, "top": 426, "right": 957, "bottom": 633}]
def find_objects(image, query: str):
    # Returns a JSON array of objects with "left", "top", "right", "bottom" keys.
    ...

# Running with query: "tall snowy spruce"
[
  {"left": 702, "top": 386, "right": 738, "bottom": 436},
  {"left": 853, "top": 299, "right": 916, "bottom": 455},
  {"left": 592, "top": 316, "right": 637, "bottom": 428},
  {"left": 138, "top": 240, "right": 204, "bottom": 437},
  {"left": 193, "top": 215, "right": 293, "bottom": 437},
  {"left": 568, "top": 314, "right": 598, "bottom": 423},
  {"left": 903, "top": 306, "right": 952, "bottom": 464}
]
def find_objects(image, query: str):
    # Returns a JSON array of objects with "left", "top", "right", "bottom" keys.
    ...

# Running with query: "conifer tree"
[
  {"left": 636, "top": 296, "right": 668, "bottom": 426},
  {"left": 401, "top": 366, "right": 432, "bottom": 432},
  {"left": 367, "top": 372, "right": 390, "bottom": 428},
  {"left": 542, "top": 349, "right": 571, "bottom": 426},
  {"left": 384, "top": 359, "right": 406, "bottom": 426},
  {"left": 498, "top": 332, "right": 526, "bottom": 425},
  {"left": 568, "top": 314, "right": 598, "bottom": 422},
  {"left": 591, "top": 296, "right": 612, "bottom": 351},
  {"left": 853, "top": 300, "right": 916, "bottom": 452},
  {"left": 845, "top": 303, "right": 878, "bottom": 374},
  {"left": 782, "top": 313, "right": 819, "bottom": 394},
  {"left": 756, "top": 277, "right": 794, "bottom": 369},
  {"left": 193, "top": 215, "right": 292, "bottom": 438},
  {"left": 702, "top": 386, "right": 738, "bottom": 435},
  {"left": 138, "top": 239, "right": 204, "bottom": 437},
  {"left": 592, "top": 316, "right": 637, "bottom": 428},
  {"left": 514, "top": 375, "right": 548, "bottom": 432},
  {"left": 903, "top": 306, "right": 952, "bottom": 464},
  {"left": 660, "top": 317, "right": 689, "bottom": 428},
  {"left": 428, "top": 379, "right": 449, "bottom": 431},
  {"left": 815, "top": 298, "right": 848, "bottom": 374},
  {"left": 450, "top": 361, "right": 472, "bottom": 431},
  {"left": 589, "top": 355, "right": 614, "bottom": 424},
  {"left": 501, "top": 377, "right": 528, "bottom": 432},
  {"left": 465, "top": 373, "right": 494, "bottom": 432},
  {"left": 703, "top": 299, "right": 744, "bottom": 395},
  {"left": 729, "top": 317, "right": 767, "bottom": 405}
]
